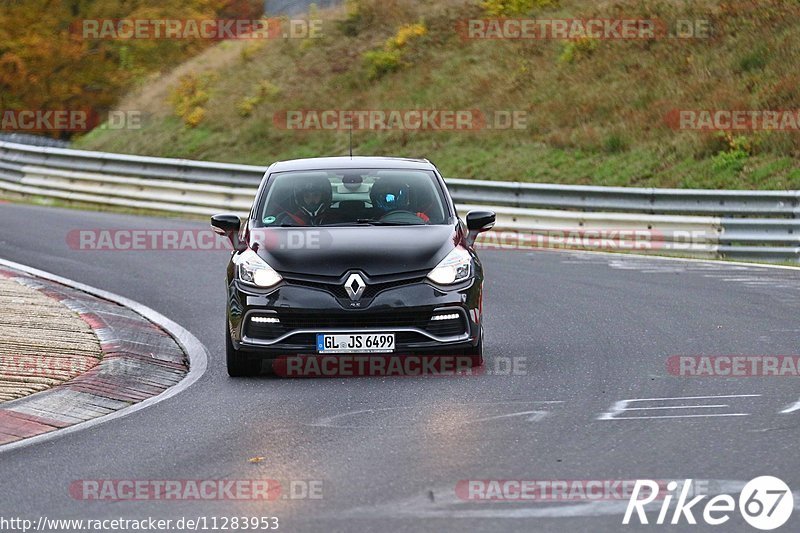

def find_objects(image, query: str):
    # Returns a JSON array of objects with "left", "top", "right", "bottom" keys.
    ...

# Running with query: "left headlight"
[
  {"left": 236, "top": 249, "right": 282, "bottom": 288},
  {"left": 427, "top": 247, "right": 472, "bottom": 285}
]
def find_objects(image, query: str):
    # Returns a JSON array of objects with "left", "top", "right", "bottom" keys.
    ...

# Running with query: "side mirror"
[
  {"left": 466, "top": 210, "right": 496, "bottom": 232},
  {"left": 211, "top": 214, "right": 244, "bottom": 251},
  {"left": 465, "top": 210, "right": 495, "bottom": 247}
]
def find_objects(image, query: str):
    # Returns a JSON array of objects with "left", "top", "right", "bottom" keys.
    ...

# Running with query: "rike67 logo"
[{"left": 623, "top": 477, "right": 793, "bottom": 530}]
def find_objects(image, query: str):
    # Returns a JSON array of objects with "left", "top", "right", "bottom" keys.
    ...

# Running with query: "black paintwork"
[{"left": 213, "top": 156, "right": 495, "bottom": 358}]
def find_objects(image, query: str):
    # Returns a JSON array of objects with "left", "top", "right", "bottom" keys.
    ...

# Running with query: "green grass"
[{"left": 74, "top": 0, "right": 800, "bottom": 189}]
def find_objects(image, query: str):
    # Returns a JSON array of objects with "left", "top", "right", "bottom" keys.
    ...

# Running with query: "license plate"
[{"left": 316, "top": 333, "right": 395, "bottom": 353}]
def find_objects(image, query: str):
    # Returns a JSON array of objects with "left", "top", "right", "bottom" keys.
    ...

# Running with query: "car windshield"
[{"left": 257, "top": 169, "right": 449, "bottom": 227}]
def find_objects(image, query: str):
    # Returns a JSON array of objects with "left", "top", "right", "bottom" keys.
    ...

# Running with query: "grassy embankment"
[{"left": 76, "top": 0, "right": 800, "bottom": 189}]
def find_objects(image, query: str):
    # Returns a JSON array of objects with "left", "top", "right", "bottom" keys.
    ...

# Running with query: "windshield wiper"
[
  {"left": 319, "top": 219, "right": 410, "bottom": 227},
  {"left": 355, "top": 218, "right": 409, "bottom": 226}
]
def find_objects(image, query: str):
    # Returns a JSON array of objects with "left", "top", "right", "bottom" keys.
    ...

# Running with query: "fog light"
[
  {"left": 431, "top": 313, "right": 459, "bottom": 321},
  {"left": 251, "top": 316, "right": 280, "bottom": 324}
]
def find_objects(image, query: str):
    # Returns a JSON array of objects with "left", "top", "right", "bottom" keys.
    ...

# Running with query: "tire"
[
  {"left": 226, "top": 326, "right": 261, "bottom": 377},
  {"left": 464, "top": 336, "right": 484, "bottom": 368}
]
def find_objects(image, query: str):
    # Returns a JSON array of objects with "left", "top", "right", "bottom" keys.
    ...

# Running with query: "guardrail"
[
  {"left": 0, "top": 140, "right": 798, "bottom": 263},
  {"left": 0, "top": 132, "right": 71, "bottom": 149}
]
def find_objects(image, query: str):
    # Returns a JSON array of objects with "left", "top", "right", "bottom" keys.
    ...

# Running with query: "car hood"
[{"left": 249, "top": 225, "right": 459, "bottom": 277}]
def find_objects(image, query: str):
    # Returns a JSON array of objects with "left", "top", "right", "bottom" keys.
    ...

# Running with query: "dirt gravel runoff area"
[
  {"left": 0, "top": 275, "right": 101, "bottom": 402},
  {"left": 0, "top": 266, "right": 188, "bottom": 446}
]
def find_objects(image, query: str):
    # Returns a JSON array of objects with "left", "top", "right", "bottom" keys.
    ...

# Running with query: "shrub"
[
  {"left": 240, "top": 42, "right": 261, "bottom": 63},
  {"left": 559, "top": 36, "right": 598, "bottom": 63},
  {"left": 363, "top": 49, "right": 404, "bottom": 80},
  {"left": 236, "top": 81, "right": 281, "bottom": 117},
  {"left": 169, "top": 73, "right": 214, "bottom": 128},
  {"left": 338, "top": 0, "right": 364, "bottom": 36},
  {"left": 338, "top": 0, "right": 420, "bottom": 35},
  {"left": 236, "top": 96, "right": 260, "bottom": 117},
  {"left": 482, "top": 0, "right": 559, "bottom": 17},
  {"left": 362, "top": 23, "right": 427, "bottom": 80},
  {"left": 603, "top": 134, "right": 627, "bottom": 154},
  {"left": 738, "top": 47, "right": 768, "bottom": 72},
  {"left": 258, "top": 80, "right": 281, "bottom": 98},
  {"left": 389, "top": 23, "right": 427, "bottom": 48},
  {"left": 712, "top": 134, "right": 751, "bottom": 171},
  {"left": 184, "top": 107, "right": 206, "bottom": 129}
]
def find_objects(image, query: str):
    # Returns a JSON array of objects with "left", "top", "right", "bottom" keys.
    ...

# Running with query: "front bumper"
[{"left": 228, "top": 274, "right": 482, "bottom": 358}]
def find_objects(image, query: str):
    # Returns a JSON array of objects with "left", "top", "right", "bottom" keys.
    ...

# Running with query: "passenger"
[
  {"left": 370, "top": 179, "right": 433, "bottom": 222},
  {"left": 275, "top": 176, "right": 333, "bottom": 226}
]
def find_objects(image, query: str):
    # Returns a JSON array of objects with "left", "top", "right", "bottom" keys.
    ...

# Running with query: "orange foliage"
[{"left": 0, "top": 0, "right": 263, "bottom": 137}]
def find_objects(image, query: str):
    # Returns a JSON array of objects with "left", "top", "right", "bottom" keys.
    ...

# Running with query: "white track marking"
[
  {"left": 606, "top": 413, "right": 749, "bottom": 420},
  {"left": 620, "top": 404, "right": 728, "bottom": 411},
  {"left": 780, "top": 399, "right": 800, "bottom": 414},
  {"left": 556, "top": 248, "right": 800, "bottom": 271},
  {"left": 597, "top": 395, "right": 760, "bottom": 420},
  {"left": 470, "top": 410, "right": 551, "bottom": 423},
  {"left": 308, "top": 402, "right": 562, "bottom": 428},
  {"left": 624, "top": 394, "right": 759, "bottom": 401}
]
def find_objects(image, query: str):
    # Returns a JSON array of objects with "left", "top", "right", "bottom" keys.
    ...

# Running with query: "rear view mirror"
[
  {"left": 211, "top": 214, "right": 245, "bottom": 251},
  {"left": 465, "top": 210, "right": 496, "bottom": 247},
  {"left": 466, "top": 210, "right": 496, "bottom": 232}
]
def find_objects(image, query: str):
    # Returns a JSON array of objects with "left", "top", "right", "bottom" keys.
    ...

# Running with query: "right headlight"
[
  {"left": 236, "top": 249, "right": 282, "bottom": 288},
  {"left": 427, "top": 247, "right": 472, "bottom": 285}
]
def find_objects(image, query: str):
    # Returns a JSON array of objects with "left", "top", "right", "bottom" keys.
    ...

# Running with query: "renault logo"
[{"left": 344, "top": 273, "right": 366, "bottom": 301}]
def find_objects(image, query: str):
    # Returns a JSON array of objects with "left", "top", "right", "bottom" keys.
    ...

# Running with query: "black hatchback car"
[{"left": 212, "top": 156, "right": 495, "bottom": 376}]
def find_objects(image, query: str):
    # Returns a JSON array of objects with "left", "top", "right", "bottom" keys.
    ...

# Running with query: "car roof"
[{"left": 269, "top": 156, "right": 436, "bottom": 173}]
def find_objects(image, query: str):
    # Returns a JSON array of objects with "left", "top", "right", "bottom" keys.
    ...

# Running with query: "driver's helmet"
[
  {"left": 293, "top": 175, "right": 332, "bottom": 218},
  {"left": 370, "top": 179, "right": 412, "bottom": 212}
]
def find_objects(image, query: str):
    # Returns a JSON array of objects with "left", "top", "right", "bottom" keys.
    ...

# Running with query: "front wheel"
[
  {"left": 226, "top": 326, "right": 261, "bottom": 377},
  {"left": 463, "top": 336, "right": 484, "bottom": 367}
]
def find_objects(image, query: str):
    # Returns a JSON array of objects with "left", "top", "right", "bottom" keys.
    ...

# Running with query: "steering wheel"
[{"left": 379, "top": 210, "right": 425, "bottom": 224}]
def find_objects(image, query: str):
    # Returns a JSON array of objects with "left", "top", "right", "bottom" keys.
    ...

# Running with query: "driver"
[
  {"left": 276, "top": 175, "right": 332, "bottom": 226},
  {"left": 370, "top": 179, "right": 431, "bottom": 222}
]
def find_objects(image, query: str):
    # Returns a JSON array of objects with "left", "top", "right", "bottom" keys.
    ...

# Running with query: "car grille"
[
  {"left": 284, "top": 276, "right": 426, "bottom": 299},
  {"left": 245, "top": 309, "right": 468, "bottom": 341},
  {"left": 426, "top": 319, "right": 468, "bottom": 337},
  {"left": 278, "top": 310, "right": 427, "bottom": 329},
  {"left": 245, "top": 320, "right": 283, "bottom": 341}
]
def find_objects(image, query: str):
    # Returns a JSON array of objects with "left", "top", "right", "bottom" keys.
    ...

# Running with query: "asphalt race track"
[{"left": 1, "top": 202, "right": 799, "bottom": 532}]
